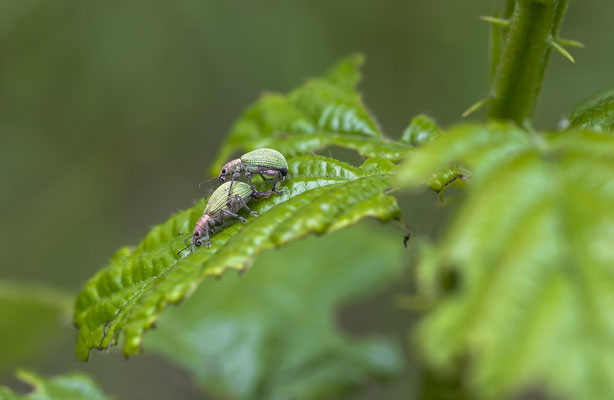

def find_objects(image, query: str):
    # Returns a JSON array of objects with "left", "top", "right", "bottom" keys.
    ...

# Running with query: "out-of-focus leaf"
[
  {"left": 397, "top": 124, "right": 614, "bottom": 400},
  {"left": 400, "top": 116, "right": 467, "bottom": 195},
  {"left": 0, "top": 281, "right": 72, "bottom": 373},
  {"left": 427, "top": 167, "right": 466, "bottom": 194},
  {"left": 212, "top": 55, "right": 410, "bottom": 170},
  {"left": 0, "top": 370, "right": 109, "bottom": 400},
  {"left": 568, "top": 89, "right": 614, "bottom": 133},
  {"left": 74, "top": 156, "right": 401, "bottom": 361},
  {"left": 400, "top": 114, "right": 441, "bottom": 146},
  {"left": 396, "top": 122, "right": 531, "bottom": 188},
  {"left": 147, "top": 224, "right": 406, "bottom": 400}
]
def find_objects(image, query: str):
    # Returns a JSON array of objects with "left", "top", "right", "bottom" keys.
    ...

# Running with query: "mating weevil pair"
[
  {"left": 178, "top": 148, "right": 289, "bottom": 254},
  {"left": 218, "top": 148, "right": 288, "bottom": 207}
]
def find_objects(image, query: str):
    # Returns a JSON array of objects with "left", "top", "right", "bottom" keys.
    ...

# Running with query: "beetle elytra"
[
  {"left": 218, "top": 148, "right": 288, "bottom": 206},
  {"left": 178, "top": 181, "right": 271, "bottom": 254}
]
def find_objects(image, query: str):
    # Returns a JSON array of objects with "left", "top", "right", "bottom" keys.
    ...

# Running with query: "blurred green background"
[{"left": 1, "top": 1, "right": 613, "bottom": 398}]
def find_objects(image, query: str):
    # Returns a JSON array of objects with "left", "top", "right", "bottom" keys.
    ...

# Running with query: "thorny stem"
[
  {"left": 488, "top": 11, "right": 503, "bottom": 84},
  {"left": 535, "top": 0, "right": 570, "bottom": 97},
  {"left": 487, "top": 0, "right": 569, "bottom": 125},
  {"left": 551, "top": 0, "right": 569, "bottom": 34},
  {"left": 504, "top": 0, "right": 516, "bottom": 18}
]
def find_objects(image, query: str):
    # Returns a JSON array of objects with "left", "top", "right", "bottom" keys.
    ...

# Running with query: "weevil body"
[
  {"left": 218, "top": 148, "right": 288, "bottom": 205},
  {"left": 180, "top": 181, "right": 271, "bottom": 253}
]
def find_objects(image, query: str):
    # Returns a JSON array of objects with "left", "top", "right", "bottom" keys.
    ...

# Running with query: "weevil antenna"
[
  {"left": 176, "top": 242, "right": 193, "bottom": 256},
  {"left": 202, "top": 186, "right": 217, "bottom": 201},
  {"left": 198, "top": 176, "right": 217, "bottom": 188}
]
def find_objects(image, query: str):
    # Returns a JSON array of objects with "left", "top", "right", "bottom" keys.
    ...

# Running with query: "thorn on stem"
[
  {"left": 462, "top": 98, "right": 489, "bottom": 118},
  {"left": 550, "top": 39, "right": 575, "bottom": 63},
  {"left": 557, "top": 38, "right": 585, "bottom": 48},
  {"left": 479, "top": 15, "right": 510, "bottom": 28}
]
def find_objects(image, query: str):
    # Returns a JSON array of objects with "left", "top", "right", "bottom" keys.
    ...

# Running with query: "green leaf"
[
  {"left": 0, "top": 281, "right": 72, "bottom": 373},
  {"left": 397, "top": 124, "right": 614, "bottom": 399},
  {"left": 212, "top": 54, "right": 410, "bottom": 172},
  {"left": 568, "top": 88, "right": 614, "bottom": 133},
  {"left": 427, "top": 167, "right": 466, "bottom": 194},
  {"left": 146, "top": 224, "right": 406, "bottom": 400},
  {"left": 400, "top": 114, "right": 441, "bottom": 147},
  {"left": 0, "top": 370, "right": 109, "bottom": 400},
  {"left": 74, "top": 155, "right": 401, "bottom": 361},
  {"left": 396, "top": 122, "right": 531, "bottom": 188}
]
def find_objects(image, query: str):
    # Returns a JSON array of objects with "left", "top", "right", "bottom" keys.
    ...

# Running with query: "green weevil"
[
  {"left": 178, "top": 181, "right": 270, "bottom": 254},
  {"left": 218, "top": 148, "right": 288, "bottom": 205}
]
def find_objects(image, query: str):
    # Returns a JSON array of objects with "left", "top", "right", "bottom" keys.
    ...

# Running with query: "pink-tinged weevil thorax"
[
  {"left": 193, "top": 215, "right": 213, "bottom": 242},
  {"left": 218, "top": 159, "right": 242, "bottom": 182}
]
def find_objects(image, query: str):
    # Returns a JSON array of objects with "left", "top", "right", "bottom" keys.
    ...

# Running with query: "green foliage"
[
  {"left": 212, "top": 55, "right": 410, "bottom": 171},
  {"left": 74, "top": 56, "right": 406, "bottom": 362},
  {"left": 146, "top": 225, "right": 406, "bottom": 400},
  {"left": 568, "top": 89, "right": 614, "bottom": 133},
  {"left": 0, "top": 370, "right": 109, "bottom": 400},
  {"left": 400, "top": 114, "right": 441, "bottom": 147},
  {"left": 427, "top": 167, "right": 466, "bottom": 194},
  {"left": 397, "top": 123, "right": 614, "bottom": 400},
  {"left": 0, "top": 281, "right": 72, "bottom": 373},
  {"left": 68, "top": 4, "right": 614, "bottom": 398}
]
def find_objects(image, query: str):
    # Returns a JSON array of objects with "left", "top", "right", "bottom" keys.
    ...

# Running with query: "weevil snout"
[
  {"left": 219, "top": 160, "right": 241, "bottom": 182},
  {"left": 192, "top": 230, "right": 204, "bottom": 248},
  {"left": 192, "top": 226, "right": 204, "bottom": 243},
  {"left": 218, "top": 165, "right": 231, "bottom": 182}
]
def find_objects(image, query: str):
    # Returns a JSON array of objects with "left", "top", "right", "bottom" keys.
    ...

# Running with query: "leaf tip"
[{"left": 75, "top": 345, "right": 91, "bottom": 362}]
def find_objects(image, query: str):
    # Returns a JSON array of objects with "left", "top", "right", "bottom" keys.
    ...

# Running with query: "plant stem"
[
  {"left": 552, "top": 0, "right": 569, "bottom": 34},
  {"left": 488, "top": 11, "right": 503, "bottom": 84},
  {"left": 504, "top": 0, "right": 516, "bottom": 19},
  {"left": 534, "top": 0, "right": 570, "bottom": 99},
  {"left": 487, "top": 0, "right": 562, "bottom": 125}
]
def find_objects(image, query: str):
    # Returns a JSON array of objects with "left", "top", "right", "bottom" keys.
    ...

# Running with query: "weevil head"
[
  {"left": 192, "top": 215, "right": 213, "bottom": 247},
  {"left": 218, "top": 159, "right": 242, "bottom": 182}
]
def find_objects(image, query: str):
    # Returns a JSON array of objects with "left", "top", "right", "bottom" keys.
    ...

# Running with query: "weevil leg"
[
  {"left": 245, "top": 170, "right": 257, "bottom": 191},
  {"left": 233, "top": 194, "right": 259, "bottom": 217},
  {"left": 271, "top": 173, "right": 286, "bottom": 195},
  {"left": 259, "top": 168, "right": 287, "bottom": 195},
  {"left": 272, "top": 180, "right": 286, "bottom": 195},
  {"left": 259, "top": 173, "right": 274, "bottom": 181},
  {"left": 204, "top": 221, "right": 212, "bottom": 248},
  {"left": 225, "top": 195, "right": 250, "bottom": 221},
  {"left": 226, "top": 172, "right": 242, "bottom": 208},
  {"left": 245, "top": 171, "right": 268, "bottom": 197},
  {"left": 221, "top": 208, "right": 248, "bottom": 224},
  {"left": 251, "top": 189, "right": 272, "bottom": 200}
]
